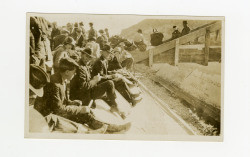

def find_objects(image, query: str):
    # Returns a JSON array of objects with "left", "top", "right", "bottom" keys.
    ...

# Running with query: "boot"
[
  {"left": 110, "top": 106, "right": 126, "bottom": 119},
  {"left": 132, "top": 96, "right": 142, "bottom": 107},
  {"left": 87, "top": 124, "right": 108, "bottom": 134},
  {"left": 107, "top": 122, "right": 131, "bottom": 133}
]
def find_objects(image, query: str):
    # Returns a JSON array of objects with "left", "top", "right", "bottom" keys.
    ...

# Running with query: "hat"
[
  {"left": 59, "top": 57, "right": 79, "bottom": 71},
  {"left": 183, "top": 21, "right": 188, "bottom": 24},
  {"left": 61, "top": 28, "right": 70, "bottom": 35},
  {"left": 79, "top": 22, "right": 84, "bottom": 26},
  {"left": 113, "top": 47, "right": 121, "bottom": 53},
  {"left": 76, "top": 28, "right": 82, "bottom": 33},
  {"left": 173, "top": 26, "right": 177, "bottom": 29},
  {"left": 74, "top": 22, "right": 78, "bottom": 28},
  {"left": 29, "top": 64, "right": 49, "bottom": 97},
  {"left": 88, "top": 36, "right": 96, "bottom": 41},
  {"left": 99, "top": 29, "right": 104, "bottom": 34},
  {"left": 81, "top": 48, "right": 95, "bottom": 58},
  {"left": 137, "top": 29, "right": 142, "bottom": 33},
  {"left": 63, "top": 37, "right": 75, "bottom": 46},
  {"left": 102, "top": 44, "right": 111, "bottom": 52}
]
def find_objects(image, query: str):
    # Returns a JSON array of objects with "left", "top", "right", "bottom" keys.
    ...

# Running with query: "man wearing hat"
[
  {"left": 91, "top": 45, "right": 140, "bottom": 106},
  {"left": 70, "top": 48, "right": 126, "bottom": 118},
  {"left": 85, "top": 36, "right": 100, "bottom": 59},
  {"left": 171, "top": 26, "right": 181, "bottom": 39},
  {"left": 52, "top": 28, "right": 70, "bottom": 50},
  {"left": 181, "top": 21, "right": 191, "bottom": 36},
  {"left": 29, "top": 64, "right": 50, "bottom": 132},
  {"left": 53, "top": 37, "right": 78, "bottom": 73},
  {"left": 134, "top": 29, "right": 147, "bottom": 51},
  {"left": 88, "top": 22, "right": 97, "bottom": 40},
  {"left": 75, "top": 28, "right": 86, "bottom": 48},
  {"left": 34, "top": 57, "right": 108, "bottom": 130},
  {"left": 96, "top": 29, "right": 108, "bottom": 50}
]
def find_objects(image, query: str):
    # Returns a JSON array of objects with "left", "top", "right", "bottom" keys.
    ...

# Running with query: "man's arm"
[{"left": 49, "top": 84, "right": 87, "bottom": 116}]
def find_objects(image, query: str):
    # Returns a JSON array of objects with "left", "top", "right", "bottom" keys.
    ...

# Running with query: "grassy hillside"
[{"left": 120, "top": 19, "right": 214, "bottom": 44}]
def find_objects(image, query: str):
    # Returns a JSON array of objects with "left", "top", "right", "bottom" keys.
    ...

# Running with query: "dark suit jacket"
[
  {"left": 34, "top": 73, "right": 83, "bottom": 119},
  {"left": 91, "top": 55, "right": 108, "bottom": 78},
  {"left": 70, "top": 60, "right": 95, "bottom": 103},
  {"left": 108, "top": 55, "right": 122, "bottom": 71},
  {"left": 75, "top": 35, "right": 85, "bottom": 48}
]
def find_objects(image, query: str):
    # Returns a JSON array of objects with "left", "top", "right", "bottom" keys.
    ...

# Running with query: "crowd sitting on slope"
[{"left": 29, "top": 17, "right": 142, "bottom": 133}]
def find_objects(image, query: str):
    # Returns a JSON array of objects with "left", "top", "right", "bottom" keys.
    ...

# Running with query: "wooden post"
[
  {"left": 174, "top": 38, "right": 179, "bottom": 66},
  {"left": 149, "top": 49, "right": 153, "bottom": 67},
  {"left": 204, "top": 28, "right": 210, "bottom": 66}
]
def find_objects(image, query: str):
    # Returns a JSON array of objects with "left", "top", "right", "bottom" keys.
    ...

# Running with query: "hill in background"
[{"left": 120, "top": 19, "right": 214, "bottom": 44}]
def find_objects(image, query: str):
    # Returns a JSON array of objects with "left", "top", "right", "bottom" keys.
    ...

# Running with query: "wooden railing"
[{"left": 132, "top": 21, "right": 222, "bottom": 66}]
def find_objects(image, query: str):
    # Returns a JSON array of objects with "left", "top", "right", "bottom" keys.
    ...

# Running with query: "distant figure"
[
  {"left": 105, "top": 28, "right": 110, "bottom": 39},
  {"left": 66, "top": 23, "right": 73, "bottom": 34},
  {"left": 181, "top": 21, "right": 190, "bottom": 36},
  {"left": 97, "top": 29, "right": 108, "bottom": 49},
  {"left": 51, "top": 22, "right": 60, "bottom": 40},
  {"left": 134, "top": 29, "right": 147, "bottom": 51},
  {"left": 75, "top": 28, "right": 86, "bottom": 48},
  {"left": 88, "top": 22, "right": 97, "bottom": 40},
  {"left": 150, "top": 29, "right": 164, "bottom": 46},
  {"left": 171, "top": 26, "right": 181, "bottom": 39},
  {"left": 79, "top": 22, "right": 86, "bottom": 38}
]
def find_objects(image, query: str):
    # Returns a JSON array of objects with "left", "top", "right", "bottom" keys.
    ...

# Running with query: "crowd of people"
[{"left": 29, "top": 17, "right": 141, "bottom": 133}]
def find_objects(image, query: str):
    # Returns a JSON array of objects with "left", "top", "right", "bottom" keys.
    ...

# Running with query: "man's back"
[{"left": 53, "top": 34, "right": 67, "bottom": 50}]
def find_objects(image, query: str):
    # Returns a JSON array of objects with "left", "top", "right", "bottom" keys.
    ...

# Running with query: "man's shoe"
[
  {"left": 132, "top": 96, "right": 142, "bottom": 107},
  {"left": 107, "top": 122, "right": 131, "bottom": 133},
  {"left": 87, "top": 124, "right": 108, "bottom": 134}
]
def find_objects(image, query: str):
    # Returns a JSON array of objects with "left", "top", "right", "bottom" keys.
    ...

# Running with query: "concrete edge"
[{"left": 137, "top": 80, "right": 197, "bottom": 135}]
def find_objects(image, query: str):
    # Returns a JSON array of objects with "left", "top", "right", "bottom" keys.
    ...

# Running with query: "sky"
[{"left": 40, "top": 14, "right": 151, "bottom": 36}]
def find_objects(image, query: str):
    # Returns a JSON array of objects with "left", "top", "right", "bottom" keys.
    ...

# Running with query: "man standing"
[
  {"left": 104, "top": 28, "right": 110, "bottom": 39},
  {"left": 88, "top": 22, "right": 97, "bottom": 40},
  {"left": 181, "top": 21, "right": 191, "bottom": 36},
  {"left": 75, "top": 28, "right": 86, "bottom": 48}
]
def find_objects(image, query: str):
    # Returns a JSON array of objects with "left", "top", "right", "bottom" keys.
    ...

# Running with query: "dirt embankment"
[{"left": 134, "top": 63, "right": 221, "bottom": 135}]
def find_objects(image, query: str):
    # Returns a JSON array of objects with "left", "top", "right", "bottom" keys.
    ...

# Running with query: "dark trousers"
[
  {"left": 90, "top": 80, "right": 117, "bottom": 107},
  {"left": 121, "top": 58, "right": 134, "bottom": 70},
  {"left": 112, "top": 78, "right": 133, "bottom": 103}
]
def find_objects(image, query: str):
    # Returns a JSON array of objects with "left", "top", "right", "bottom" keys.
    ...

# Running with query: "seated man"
[
  {"left": 34, "top": 57, "right": 130, "bottom": 132},
  {"left": 91, "top": 44, "right": 141, "bottom": 106},
  {"left": 70, "top": 48, "right": 125, "bottom": 118},
  {"left": 114, "top": 44, "right": 134, "bottom": 71},
  {"left": 53, "top": 37, "right": 79, "bottom": 73}
]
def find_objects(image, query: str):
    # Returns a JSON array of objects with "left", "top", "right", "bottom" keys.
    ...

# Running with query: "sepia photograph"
[{"left": 25, "top": 13, "right": 224, "bottom": 141}]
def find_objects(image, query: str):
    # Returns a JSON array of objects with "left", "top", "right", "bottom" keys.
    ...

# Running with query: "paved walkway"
[{"left": 125, "top": 90, "right": 188, "bottom": 135}]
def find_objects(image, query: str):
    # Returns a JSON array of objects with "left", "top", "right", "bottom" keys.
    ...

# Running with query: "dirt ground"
[{"left": 134, "top": 64, "right": 219, "bottom": 136}]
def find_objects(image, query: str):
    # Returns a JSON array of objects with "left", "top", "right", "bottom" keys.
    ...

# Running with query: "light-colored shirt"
[
  {"left": 85, "top": 41, "right": 101, "bottom": 58},
  {"left": 134, "top": 33, "right": 144, "bottom": 43}
]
